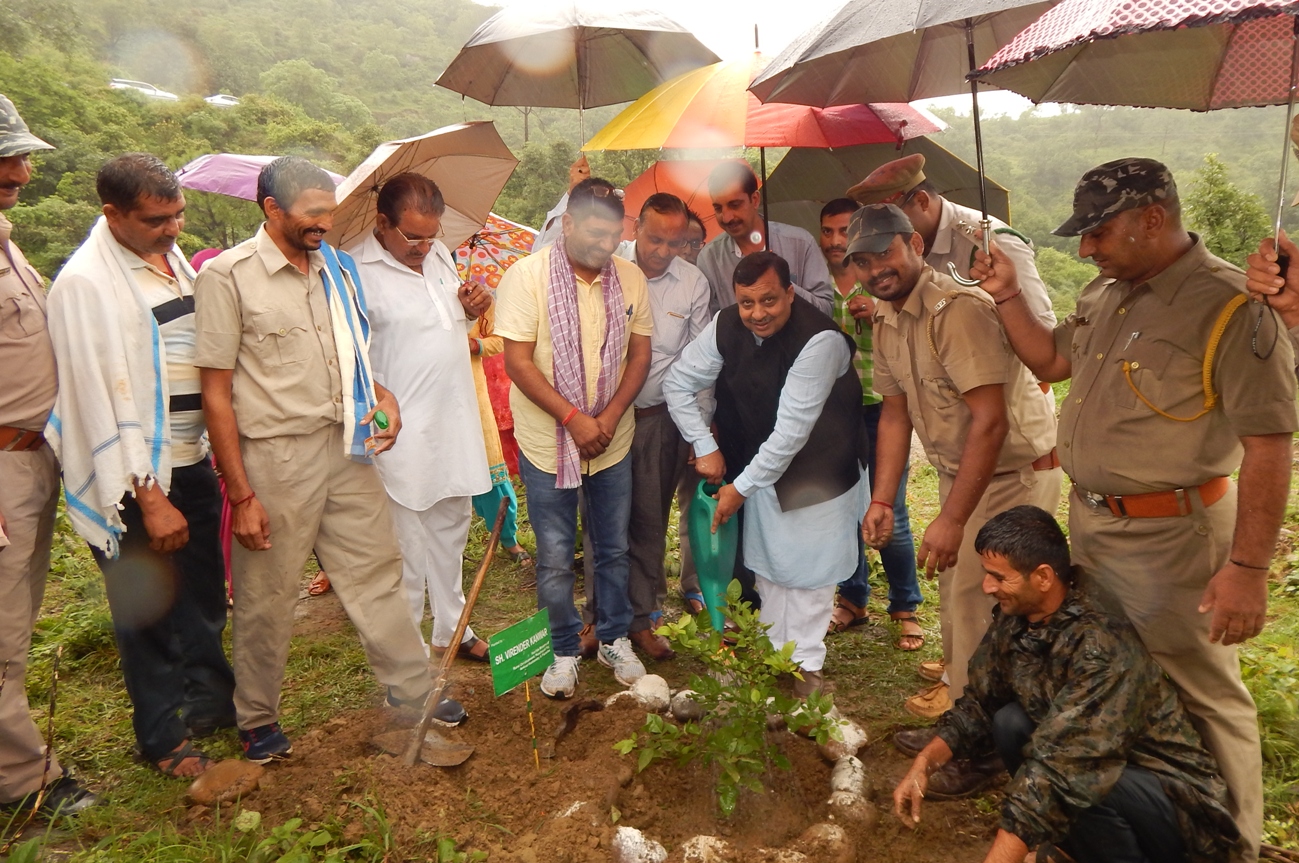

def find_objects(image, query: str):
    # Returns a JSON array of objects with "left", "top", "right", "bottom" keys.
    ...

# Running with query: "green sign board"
[{"left": 489, "top": 609, "right": 554, "bottom": 697}]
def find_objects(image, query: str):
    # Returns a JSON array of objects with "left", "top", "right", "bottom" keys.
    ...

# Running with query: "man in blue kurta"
[{"left": 665, "top": 251, "right": 867, "bottom": 695}]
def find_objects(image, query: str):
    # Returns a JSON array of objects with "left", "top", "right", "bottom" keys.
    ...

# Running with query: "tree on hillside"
[
  {"left": 1184, "top": 153, "right": 1271, "bottom": 268},
  {"left": 1035, "top": 247, "right": 1097, "bottom": 318}
]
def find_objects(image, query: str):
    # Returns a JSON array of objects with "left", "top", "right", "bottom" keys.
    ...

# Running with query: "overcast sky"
[{"left": 476, "top": 0, "right": 1042, "bottom": 116}]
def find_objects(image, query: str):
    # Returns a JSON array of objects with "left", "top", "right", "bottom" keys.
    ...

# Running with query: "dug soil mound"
[{"left": 244, "top": 668, "right": 995, "bottom": 862}]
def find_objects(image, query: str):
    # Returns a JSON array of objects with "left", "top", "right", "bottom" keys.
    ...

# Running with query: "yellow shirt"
[{"left": 494, "top": 246, "right": 652, "bottom": 476}]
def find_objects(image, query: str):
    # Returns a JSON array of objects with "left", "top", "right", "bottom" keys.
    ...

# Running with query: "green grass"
[{"left": 5, "top": 469, "right": 1299, "bottom": 858}]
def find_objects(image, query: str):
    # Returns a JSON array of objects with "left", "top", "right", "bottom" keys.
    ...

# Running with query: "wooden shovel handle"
[{"left": 403, "top": 497, "right": 508, "bottom": 766}]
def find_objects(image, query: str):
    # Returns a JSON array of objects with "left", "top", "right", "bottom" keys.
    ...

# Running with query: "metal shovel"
[{"left": 373, "top": 498, "right": 508, "bottom": 767}]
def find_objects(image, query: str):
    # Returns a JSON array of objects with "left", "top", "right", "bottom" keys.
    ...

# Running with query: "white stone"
[
  {"left": 670, "top": 690, "right": 704, "bottom": 722},
  {"left": 630, "top": 674, "right": 671, "bottom": 713},
  {"left": 605, "top": 690, "right": 639, "bottom": 708},
  {"left": 827, "top": 791, "right": 878, "bottom": 827},
  {"left": 611, "top": 826, "right": 667, "bottom": 863},
  {"left": 797, "top": 823, "right": 852, "bottom": 863},
  {"left": 679, "top": 835, "right": 730, "bottom": 863},
  {"left": 829, "top": 756, "right": 865, "bottom": 796},
  {"left": 818, "top": 717, "right": 868, "bottom": 761}
]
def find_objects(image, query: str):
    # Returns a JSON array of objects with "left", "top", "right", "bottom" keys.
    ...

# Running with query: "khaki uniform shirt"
[
  {"left": 0, "top": 214, "right": 56, "bottom": 431},
  {"left": 928, "top": 198, "right": 1056, "bottom": 328},
  {"left": 494, "top": 246, "right": 653, "bottom": 476},
  {"left": 194, "top": 225, "right": 344, "bottom": 439},
  {"left": 873, "top": 266, "right": 1057, "bottom": 476},
  {"left": 1055, "top": 237, "right": 1298, "bottom": 496}
]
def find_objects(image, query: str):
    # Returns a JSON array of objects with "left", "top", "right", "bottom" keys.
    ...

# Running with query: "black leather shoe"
[
  {"left": 925, "top": 758, "right": 1002, "bottom": 800},
  {"left": 892, "top": 726, "right": 937, "bottom": 756}
]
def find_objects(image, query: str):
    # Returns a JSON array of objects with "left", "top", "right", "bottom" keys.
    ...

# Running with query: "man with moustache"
[
  {"left": 347, "top": 173, "right": 492, "bottom": 693},
  {"left": 666, "top": 251, "right": 867, "bottom": 696},
  {"left": 819, "top": 198, "right": 924, "bottom": 652},
  {"left": 850, "top": 204, "right": 1059, "bottom": 790},
  {"left": 496, "top": 178, "right": 653, "bottom": 699},
  {"left": 195, "top": 156, "right": 436, "bottom": 763},
  {"left": 696, "top": 160, "right": 833, "bottom": 317},
  {"left": 46, "top": 154, "right": 236, "bottom": 778},
  {"left": 0, "top": 95, "right": 97, "bottom": 814},
  {"left": 612, "top": 193, "right": 710, "bottom": 659},
  {"left": 974, "top": 158, "right": 1298, "bottom": 861},
  {"left": 893, "top": 506, "right": 1242, "bottom": 863}
]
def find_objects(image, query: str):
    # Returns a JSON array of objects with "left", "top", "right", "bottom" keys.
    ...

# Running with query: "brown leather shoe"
[
  {"left": 892, "top": 726, "right": 937, "bottom": 756},
  {"left": 578, "top": 623, "right": 598, "bottom": 659},
  {"left": 629, "top": 628, "right": 675, "bottom": 661},
  {"left": 925, "top": 757, "right": 1003, "bottom": 800}
]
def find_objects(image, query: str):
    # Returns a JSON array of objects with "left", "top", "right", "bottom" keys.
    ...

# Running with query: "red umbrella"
[
  {"left": 974, "top": 0, "right": 1299, "bottom": 253},
  {"left": 617, "top": 160, "right": 730, "bottom": 242}
]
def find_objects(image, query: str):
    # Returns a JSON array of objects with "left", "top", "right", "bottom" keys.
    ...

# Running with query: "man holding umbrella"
[{"left": 973, "top": 158, "right": 1298, "bottom": 858}]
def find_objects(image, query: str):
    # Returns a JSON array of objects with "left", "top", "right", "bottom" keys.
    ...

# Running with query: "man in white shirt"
[
  {"left": 46, "top": 154, "right": 235, "bottom": 778},
  {"left": 347, "top": 175, "right": 492, "bottom": 697},
  {"left": 615, "top": 194, "right": 710, "bottom": 659}
]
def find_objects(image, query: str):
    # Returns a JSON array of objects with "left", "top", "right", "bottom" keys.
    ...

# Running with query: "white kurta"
[{"left": 350, "top": 234, "right": 491, "bottom": 510}]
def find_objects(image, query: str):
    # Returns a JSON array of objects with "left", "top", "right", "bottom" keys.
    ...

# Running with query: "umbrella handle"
[{"left": 947, "top": 217, "right": 993, "bottom": 287}]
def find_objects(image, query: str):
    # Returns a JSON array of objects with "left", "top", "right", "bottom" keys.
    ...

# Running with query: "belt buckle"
[{"left": 1078, "top": 488, "right": 1107, "bottom": 509}]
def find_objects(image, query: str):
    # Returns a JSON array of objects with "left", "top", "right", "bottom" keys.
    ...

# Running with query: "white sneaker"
[
  {"left": 541, "top": 655, "right": 580, "bottom": 699},
  {"left": 597, "top": 637, "right": 646, "bottom": 687}
]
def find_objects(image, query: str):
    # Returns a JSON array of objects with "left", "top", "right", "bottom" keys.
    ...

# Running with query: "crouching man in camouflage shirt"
[{"left": 893, "top": 505, "right": 1241, "bottom": 863}]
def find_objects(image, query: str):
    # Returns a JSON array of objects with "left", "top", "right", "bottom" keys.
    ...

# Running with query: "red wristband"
[
  {"left": 994, "top": 288, "right": 1022, "bottom": 306},
  {"left": 561, "top": 407, "right": 580, "bottom": 427},
  {"left": 869, "top": 499, "right": 894, "bottom": 510},
  {"left": 231, "top": 490, "right": 256, "bottom": 507}
]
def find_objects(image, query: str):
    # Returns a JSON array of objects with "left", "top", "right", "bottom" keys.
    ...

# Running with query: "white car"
[
  {"left": 109, "top": 79, "right": 180, "bottom": 102},
  {"left": 204, "top": 94, "right": 240, "bottom": 108}
]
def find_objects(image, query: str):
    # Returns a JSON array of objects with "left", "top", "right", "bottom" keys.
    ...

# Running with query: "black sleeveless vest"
[{"left": 713, "top": 295, "right": 866, "bottom": 512}]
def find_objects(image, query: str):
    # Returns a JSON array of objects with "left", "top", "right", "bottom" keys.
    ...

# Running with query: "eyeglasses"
[
  {"left": 686, "top": 239, "right": 704, "bottom": 250},
  {"left": 391, "top": 222, "right": 444, "bottom": 249}
]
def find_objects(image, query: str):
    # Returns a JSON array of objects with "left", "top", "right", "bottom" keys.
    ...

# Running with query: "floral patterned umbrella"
[{"left": 453, "top": 212, "right": 537, "bottom": 290}]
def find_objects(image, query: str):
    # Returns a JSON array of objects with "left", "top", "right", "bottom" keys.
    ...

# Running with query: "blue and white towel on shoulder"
[
  {"left": 44, "top": 217, "right": 191, "bottom": 556},
  {"left": 319, "top": 242, "right": 379, "bottom": 461}
]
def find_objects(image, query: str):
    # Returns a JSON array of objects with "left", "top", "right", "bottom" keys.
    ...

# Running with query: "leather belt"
[
  {"left": 1030, "top": 448, "right": 1060, "bottom": 472},
  {"left": 998, "top": 447, "right": 1060, "bottom": 476},
  {"left": 0, "top": 425, "right": 45, "bottom": 452},
  {"left": 634, "top": 403, "right": 670, "bottom": 419},
  {"left": 1073, "top": 476, "right": 1230, "bottom": 519}
]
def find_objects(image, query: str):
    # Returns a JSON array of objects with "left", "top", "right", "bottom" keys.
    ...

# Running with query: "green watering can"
[{"left": 686, "top": 480, "right": 739, "bottom": 631}]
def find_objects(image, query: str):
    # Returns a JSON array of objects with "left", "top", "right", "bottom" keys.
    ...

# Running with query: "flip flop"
[
  {"left": 149, "top": 739, "right": 212, "bottom": 778},
  {"left": 506, "top": 547, "right": 533, "bottom": 566},
  {"left": 307, "top": 571, "right": 331, "bottom": 596},
  {"left": 891, "top": 612, "right": 926, "bottom": 651},
  {"left": 683, "top": 591, "right": 707, "bottom": 615},
  {"left": 827, "top": 597, "right": 869, "bottom": 634}
]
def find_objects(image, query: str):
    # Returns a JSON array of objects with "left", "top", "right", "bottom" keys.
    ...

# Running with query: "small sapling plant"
[{"left": 613, "top": 580, "right": 836, "bottom": 817}]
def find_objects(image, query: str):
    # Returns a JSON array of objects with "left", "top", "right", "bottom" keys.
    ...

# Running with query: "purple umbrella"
[{"left": 175, "top": 153, "right": 345, "bottom": 201}]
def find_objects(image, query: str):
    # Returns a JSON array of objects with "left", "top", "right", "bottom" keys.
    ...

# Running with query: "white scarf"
[{"left": 45, "top": 217, "right": 193, "bottom": 556}]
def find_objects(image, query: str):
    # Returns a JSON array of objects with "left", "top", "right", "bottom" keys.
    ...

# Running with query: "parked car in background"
[
  {"left": 204, "top": 94, "right": 240, "bottom": 108},
  {"left": 109, "top": 79, "right": 180, "bottom": 101}
]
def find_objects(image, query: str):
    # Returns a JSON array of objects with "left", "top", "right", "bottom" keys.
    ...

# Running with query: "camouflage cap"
[
  {"left": 1053, "top": 157, "right": 1176, "bottom": 237},
  {"left": 0, "top": 95, "right": 53, "bottom": 159},
  {"left": 845, "top": 203, "right": 915, "bottom": 256}
]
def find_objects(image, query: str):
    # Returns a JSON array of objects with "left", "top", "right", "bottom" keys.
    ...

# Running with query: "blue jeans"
[
  {"left": 993, "top": 703, "right": 1188, "bottom": 863},
  {"left": 518, "top": 452, "right": 634, "bottom": 657},
  {"left": 839, "top": 402, "right": 921, "bottom": 613}
]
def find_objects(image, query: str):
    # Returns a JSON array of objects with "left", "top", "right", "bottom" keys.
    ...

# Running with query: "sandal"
[
  {"left": 891, "top": 612, "right": 926, "bottom": 651},
  {"left": 683, "top": 591, "right": 707, "bottom": 615},
  {"left": 307, "top": 571, "right": 332, "bottom": 596},
  {"left": 151, "top": 739, "right": 212, "bottom": 778},
  {"left": 827, "top": 597, "right": 869, "bottom": 634},
  {"left": 432, "top": 635, "right": 491, "bottom": 664},
  {"left": 506, "top": 546, "right": 533, "bottom": 566}
]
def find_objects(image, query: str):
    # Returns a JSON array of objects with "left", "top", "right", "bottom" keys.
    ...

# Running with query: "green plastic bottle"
[{"left": 686, "top": 480, "right": 739, "bottom": 631}]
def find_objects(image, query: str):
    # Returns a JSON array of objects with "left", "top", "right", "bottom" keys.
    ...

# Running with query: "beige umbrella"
[{"left": 326, "top": 122, "right": 519, "bottom": 251}]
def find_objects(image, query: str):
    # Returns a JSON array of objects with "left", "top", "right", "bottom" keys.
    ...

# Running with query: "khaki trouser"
[
  {"left": 1070, "top": 484, "right": 1261, "bottom": 863},
  {"left": 938, "top": 465, "right": 1062, "bottom": 696},
  {"left": 0, "top": 446, "right": 61, "bottom": 802},
  {"left": 231, "top": 424, "right": 430, "bottom": 729}
]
